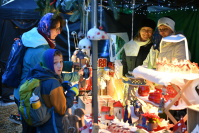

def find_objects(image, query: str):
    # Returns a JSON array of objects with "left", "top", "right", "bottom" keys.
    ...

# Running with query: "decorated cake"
[{"left": 156, "top": 57, "right": 199, "bottom": 74}]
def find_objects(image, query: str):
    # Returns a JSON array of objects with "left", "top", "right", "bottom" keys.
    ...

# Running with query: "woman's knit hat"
[
  {"left": 157, "top": 17, "right": 175, "bottom": 32},
  {"left": 139, "top": 18, "right": 156, "bottom": 30},
  {"left": 37, "top": 13, "right": 56, "bottom": 48},
  {"left": 42, "top": 49, "right": 57, "bottom": 72},
  {"left": 38, "top": 13, "right": 54, "bottom": 38}
]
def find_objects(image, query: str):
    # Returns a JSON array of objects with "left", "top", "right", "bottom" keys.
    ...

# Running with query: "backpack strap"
[{"left": 34, "top": 78, "right": 57, "bottom": 103}]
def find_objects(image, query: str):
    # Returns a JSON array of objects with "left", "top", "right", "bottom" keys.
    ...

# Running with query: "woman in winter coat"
[
  {"left": 143, "top": 17, "right": 190, "bottom": 68},
  {"left": 122, "top": 18, "right": 156, "bottom": 76}
]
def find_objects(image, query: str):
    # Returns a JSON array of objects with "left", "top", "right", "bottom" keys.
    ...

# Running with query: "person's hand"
[
  {"left": 78, "top": 69, "right": 84, "bottom": 76},
  {"left": 62, "top": 81, "right": 72, "bottom": 91}
]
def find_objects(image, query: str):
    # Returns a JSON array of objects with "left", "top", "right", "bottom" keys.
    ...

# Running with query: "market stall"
[{"left": 63, "top": 0, "right": 199, "bottom": 132}]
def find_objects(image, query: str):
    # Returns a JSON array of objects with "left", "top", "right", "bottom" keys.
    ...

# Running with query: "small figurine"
[
  {"left": 74, "top": 108, "right": 86, "bottom": 129},
  {"left": 63, "top": 114, "right": 80, "bottom": 133},
  {"left": 134, "top": 100, "right": 142, "bottom": 117},
  {"left": 123, "top": 100, "right": 132, "bottom": 124},
  {"left": 113, "top": 101, "right": 123, "bottom": 121}
]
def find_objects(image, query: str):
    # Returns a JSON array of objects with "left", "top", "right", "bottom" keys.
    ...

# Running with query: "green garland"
[{"left": 35, "top": 0, "right": 60, "bottom": 17}]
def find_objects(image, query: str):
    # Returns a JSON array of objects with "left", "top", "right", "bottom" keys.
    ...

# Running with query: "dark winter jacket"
[
  {"left": 27, "top": 64, "right": 75, "bottom": 133},
  {"left": 122, "top": 39, "right": 153, "bottom": 75}
]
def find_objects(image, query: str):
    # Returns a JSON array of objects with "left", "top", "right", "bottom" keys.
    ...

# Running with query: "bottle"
[
  {"left": 30, "top": 93, "right": 41, "bottom": 109},
  {"left": 147, "top": 55, "right": 153, "bottom": 69}
]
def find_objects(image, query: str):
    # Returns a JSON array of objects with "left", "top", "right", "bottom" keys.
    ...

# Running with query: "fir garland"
[{"left": 35, "top": 0, "right": 60, "bottom": 17}]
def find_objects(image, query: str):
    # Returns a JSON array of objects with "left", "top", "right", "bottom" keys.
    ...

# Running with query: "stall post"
[{"left": 91, "top": 0, "right": 98, "bottom": 124}]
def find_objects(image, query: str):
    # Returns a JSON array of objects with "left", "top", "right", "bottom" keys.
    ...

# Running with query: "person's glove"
[
  {"left": 62, "top": 81, "right": 72, "bottom": 91},
  {"left": 69, "top": 84, "right": 79, "bottom": 96}
]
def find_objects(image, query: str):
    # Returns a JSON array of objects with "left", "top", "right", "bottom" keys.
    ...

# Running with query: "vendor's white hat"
[{"left": 157, "top": 17, "right": 175, "bottom": 32}]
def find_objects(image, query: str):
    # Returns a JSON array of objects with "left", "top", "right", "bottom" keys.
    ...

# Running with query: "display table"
[
  {"left": 131, "top": 66, "right": 199, "bottom": 124},
  {"left": 78, "top": 95, "right": 114, "bottom": 115}
]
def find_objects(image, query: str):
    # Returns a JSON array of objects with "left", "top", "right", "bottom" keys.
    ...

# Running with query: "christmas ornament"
[
  {"left": 87, "top": 26, "right": 108, "bottom": 40},
  {"left": 78, "top": 37, "right": 91, "bottom": 56},
  {"left": 77, "top": 0, "right": 91, "bottom": 56},
  {"left": 71, "top": 31, "right": 78, "bottom": 49},
  {"left": 87, "top": 0, "right": 108, "bottom": 40}
]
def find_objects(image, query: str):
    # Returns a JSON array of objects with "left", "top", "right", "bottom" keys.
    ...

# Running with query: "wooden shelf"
[{"left": 135, "top": 90, "right": 188, "bottom": 110}]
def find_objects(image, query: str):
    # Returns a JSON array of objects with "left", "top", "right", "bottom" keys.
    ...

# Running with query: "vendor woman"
[{"left": 122, "top": 18, "right": 156, "bottom": 76}]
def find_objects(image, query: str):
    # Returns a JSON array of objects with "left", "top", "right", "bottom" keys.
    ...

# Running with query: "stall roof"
[{"left": 0, "top": 0, "right": 40, "bottom": 19}]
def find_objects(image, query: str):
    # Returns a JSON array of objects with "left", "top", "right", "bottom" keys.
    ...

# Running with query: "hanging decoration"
[
  {"left": 71, "top": 31, "right": 78, "bottom": 50},
  {"left": 78, "top": 0, "right": 91, "bottom": 57},
  {"left": 77, "top": 0, "right": 89, "bottom": 40},
  {"left": 87, "top": 26, "right": 108, "bottom": 40},
  {"left": 78, "top": 38, "right": 91, "bottom": 56},
  {"left": 87, "top": 0, "right": 108, "bottom": 40}
]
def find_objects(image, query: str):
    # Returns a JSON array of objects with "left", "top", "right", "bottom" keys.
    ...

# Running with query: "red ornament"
[
  {"left": 99, "top": 26, "right": 103, "bottom": 30},
  {"left": 148, "top": 92, "right": 162, "bottom": 104},
  {"left": 108, "top": 62, "right": 114, "bottom": 70},
  {"left": 138, "top": 85, "right": 150, "bottom": 96}
]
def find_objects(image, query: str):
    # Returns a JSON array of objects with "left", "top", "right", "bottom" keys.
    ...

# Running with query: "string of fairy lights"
[
  {"left": 136, "top": 4, "right": 198, "bottom": 15},
  {"left": 101, "top": 2, "right": 198, "bottom": 15}
]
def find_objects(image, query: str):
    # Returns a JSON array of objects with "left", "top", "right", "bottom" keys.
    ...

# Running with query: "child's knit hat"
[{"left": 42, "top": 49, "right": 57, "bottom": 72}]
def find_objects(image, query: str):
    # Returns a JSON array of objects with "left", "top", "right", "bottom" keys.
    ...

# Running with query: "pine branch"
[
  {"left": 108, "top": 0, "right": 120, "bottom": 20},
  {"left": 62, "top": 0, "right": 74, "bottom": 11},
  {"left": 35, "top": 0, "right": 59, "bottom": 16},
  {"left": 69, "top": 10, "right": 81, "bottom": 22}
]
